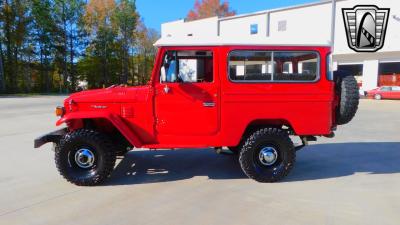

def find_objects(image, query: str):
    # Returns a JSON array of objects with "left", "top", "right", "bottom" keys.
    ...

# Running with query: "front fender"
[{"left": 56, "top": 112, "right": 143, "bottom": 148}]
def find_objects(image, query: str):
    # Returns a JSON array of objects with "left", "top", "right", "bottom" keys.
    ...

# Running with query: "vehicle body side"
[
  {"left": 367, "top": 86, "right": 400, "bottom": 99},
  {"left": 57, "top": 45, "right": 335, "bottom": 149}
]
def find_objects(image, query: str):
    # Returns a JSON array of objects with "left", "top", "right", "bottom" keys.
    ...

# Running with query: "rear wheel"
[
  {"left": 55, "top": 129, "right": 116, "bottom": 186},
  {"left": 374, "top": 94, "right": 382, "bottom": 100},
  {"left": 239, "top": 128, "right": 295, "bottom": 182}
]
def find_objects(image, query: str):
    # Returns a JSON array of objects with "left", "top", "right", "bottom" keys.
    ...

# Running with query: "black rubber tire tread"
[
  {"left": 239, "top": 128, "right": 295, "bottom": 183},
  {"left": 55, "top": 129, "right": 116, "bottom": 186},
  {"left": 336, "top": 76, "right": 359, "bottom": 125}
]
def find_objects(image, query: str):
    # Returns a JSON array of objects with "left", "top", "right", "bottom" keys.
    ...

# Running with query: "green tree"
[
  {"left": 135, "top": 20, "right": 159, "bottom": 85},
  {"left": 0, "top": 8, "right": 5, "bottom": 93},
  {"left": 84, "top": 0, "right": 119, "bottom": 87},
  {"left": 53, "top": 0, "right": 86, "bottom": 92},
  {"left": 113, "top": 0, "right": 138, "bottom": 84},
  {"left": 31, "top": 0, "right": 57, "bottom": 92},
  {"left": 1, "top": 0, "right": 31, "bottom": 93}
]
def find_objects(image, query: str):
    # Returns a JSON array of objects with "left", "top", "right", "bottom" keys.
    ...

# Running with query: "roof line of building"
[{"left": 218, "top": 0, "right": 347, "bottom": 22}]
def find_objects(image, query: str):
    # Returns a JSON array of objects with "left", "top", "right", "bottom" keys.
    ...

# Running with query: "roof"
[{"left": 154, "top": 39, "right": 332, "bottom": 47}]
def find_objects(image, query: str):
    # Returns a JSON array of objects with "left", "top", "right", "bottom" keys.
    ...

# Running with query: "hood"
[{"left": 65, "top": 85, "right": 152, "bottom": 104}]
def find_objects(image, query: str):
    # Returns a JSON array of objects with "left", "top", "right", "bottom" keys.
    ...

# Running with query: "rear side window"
[
  {"left": 229, "top": 51, "right": 273, "bottom": 81},
  {"left": 229, "top": 50, "right": 319, "bottom": 82}
]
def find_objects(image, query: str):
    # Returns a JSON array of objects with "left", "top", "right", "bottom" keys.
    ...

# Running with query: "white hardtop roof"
[
  {"left": 154, "top": 38, "right": 332, "bottom": 47},
  {"left": 155, "top": 0, "right": 345, "bottom": 47}
]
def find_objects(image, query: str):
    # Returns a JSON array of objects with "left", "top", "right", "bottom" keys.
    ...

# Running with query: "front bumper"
[{"left": 34, "top": 128, "right": 68, "bottom": 148}]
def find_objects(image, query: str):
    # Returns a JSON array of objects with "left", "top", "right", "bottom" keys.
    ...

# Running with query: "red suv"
[{"left": 35, "top": 45, "right": 359, "bottom": 186}]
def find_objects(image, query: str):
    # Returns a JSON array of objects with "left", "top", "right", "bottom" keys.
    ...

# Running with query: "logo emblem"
[{"left": 342, "top": 5, "right": 390, "bottom": 52}]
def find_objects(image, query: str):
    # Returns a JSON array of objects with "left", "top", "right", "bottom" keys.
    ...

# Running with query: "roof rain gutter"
[{"left": 330, "top": 0, "right": 337, "bottom": 52}]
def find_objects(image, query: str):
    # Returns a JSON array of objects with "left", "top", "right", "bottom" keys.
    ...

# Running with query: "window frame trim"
[
  {"left": 227, "top": 50, "right": 321, "bottom": 84},
  {"left": 160, "top": 50, "right": 215, "bottom": 84}
]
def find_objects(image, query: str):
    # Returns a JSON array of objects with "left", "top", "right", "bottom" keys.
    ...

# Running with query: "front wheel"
[
  {"left": 55, "top": 129, "right": 116, "bottom": 186},
  {"left": 239, "top": 128, "right": 295, "bottom": 182},
  {"left": 374, "top": 94, "right": 382, "bottom": 100}
]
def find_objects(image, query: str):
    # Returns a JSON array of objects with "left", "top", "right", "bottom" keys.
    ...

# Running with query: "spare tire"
[{"left": 336, "top": 75, "right": 360, "bottom": 125}]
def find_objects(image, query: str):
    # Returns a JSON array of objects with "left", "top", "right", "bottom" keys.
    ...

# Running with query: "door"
[
  {"left": 380, "top": 86, "right": 391, "bottom": 99},
  {"left": 155, "top": 49, "right": 219, "bottom": 136},
  {"left": 390, "top": 86, "right": 400, "bottom": 99}
]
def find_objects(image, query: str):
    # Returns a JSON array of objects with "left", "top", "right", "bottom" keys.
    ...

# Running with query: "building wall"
[{"left": 219, "top": 14, "right": 268, "bottom": 39}]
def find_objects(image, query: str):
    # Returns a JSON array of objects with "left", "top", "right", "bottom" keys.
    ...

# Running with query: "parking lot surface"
[{"left": 0, "top": 96, "right": 399, "bottom": 225}]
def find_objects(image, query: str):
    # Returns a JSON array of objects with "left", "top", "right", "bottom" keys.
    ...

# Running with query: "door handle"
[
  {"left": 203, "top": 102, "right": 216, "bottom": 107},
  {"left": 163, "top": 85, "right": 170, "bottom": 94}
]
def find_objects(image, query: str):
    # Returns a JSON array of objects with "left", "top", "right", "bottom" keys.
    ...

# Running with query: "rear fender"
[{"left": 56, "top": 112, "right": 143, "bottom": 147}]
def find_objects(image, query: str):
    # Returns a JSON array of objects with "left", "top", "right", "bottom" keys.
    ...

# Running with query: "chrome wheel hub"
[
  {"left": 74, "top": 148, "right": 95, "bottom": 169},
  {"left": 258, "top": 147, "right": 278, "bottom": 166}
]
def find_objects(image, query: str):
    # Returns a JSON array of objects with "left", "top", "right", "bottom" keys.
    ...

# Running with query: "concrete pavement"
[{"left": 0, "top": 96, "right": 399, "bottom": 225}]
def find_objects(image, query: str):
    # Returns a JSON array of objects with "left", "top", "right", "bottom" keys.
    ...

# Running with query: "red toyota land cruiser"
[{"left": 35, "top": 45, "right": 359, "bottom": 186}]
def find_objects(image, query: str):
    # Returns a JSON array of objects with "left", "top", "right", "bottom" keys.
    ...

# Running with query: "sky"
[{"left": 136, "top": 0, "right": 317, "bottom": 32}]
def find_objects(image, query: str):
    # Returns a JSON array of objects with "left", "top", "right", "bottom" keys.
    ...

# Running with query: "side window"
[
  {"left": 273, "top": 52, "right": 318, "bottom": 81},
  {"left": 229, "top": 50, "right": 319, "bottom": 82},
  {"left": 392, "top": 87, "right": 400, "bottom": 91},
  {"left": 160, "top": 50, "right": 213, "bottom": 83},
  {"left": 229, "top": 51, "right": 273, "bottom": 81}
]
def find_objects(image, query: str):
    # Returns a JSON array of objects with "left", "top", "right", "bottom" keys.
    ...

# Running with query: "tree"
[
  {"left": 0, "top": 40, "right": 5, "bottom": 93},
  {"left": 84, "top": 0, "right": 118, "bottom": 87},
  {"left": 186, "top": 0, "right": 236, "bottom": 21},
  {"left": 53, "top": 0, "right": 86, "bottom": 92},
  {"left": 135, "top": 20, "right": 158, "bottom": 85},
  {"left": 113, "top": 0, "right": 138, "bottom": 84},
  {"left": 31, "top": 0, "right": 56, "bottom": 92},
  {"left": 0, "top": 0, "right": 155, "bottom": 93},
  {"left": 0, "top": 13, "right": 5, "bottom": 93},
  {"left": 0, "top": 0, "right": 31, "bottom": 93}
]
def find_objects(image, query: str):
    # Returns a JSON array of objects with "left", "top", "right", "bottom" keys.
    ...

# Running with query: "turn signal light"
[{"left": 55, "top": 106, "right": 65, "bottom": 117}]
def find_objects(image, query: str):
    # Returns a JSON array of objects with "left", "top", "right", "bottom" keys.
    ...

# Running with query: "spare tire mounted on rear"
[{"left": 335, "top": 73, "right": 360, "bottom": 125}]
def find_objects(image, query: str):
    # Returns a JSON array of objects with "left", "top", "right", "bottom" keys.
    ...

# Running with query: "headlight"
[{"left": 55, "top": 106, "right": 65, "bottom": 117}]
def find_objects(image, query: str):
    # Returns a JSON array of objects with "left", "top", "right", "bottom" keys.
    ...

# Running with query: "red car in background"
[{"left": 366, "top": 86, "right": 400, "bottom": 100}]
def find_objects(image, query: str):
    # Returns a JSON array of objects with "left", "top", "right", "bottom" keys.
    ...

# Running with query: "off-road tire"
[
  {"left": 239, "top": 128, "right": 295, "bottom": 183},
  {"left": 55, "top": 129, "right": 116, "bottom": 186},
  {"left": 336, "top": 75, "right": 359, "bottom": 125}
]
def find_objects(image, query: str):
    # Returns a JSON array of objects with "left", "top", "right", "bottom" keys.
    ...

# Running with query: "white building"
[{"left": 156, "top": 0, "right": 400, "bottom": 92}]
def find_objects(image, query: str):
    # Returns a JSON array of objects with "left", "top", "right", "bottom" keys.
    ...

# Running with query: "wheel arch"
[
  {"left": 232, "top": 119, "right": 295, "bottom": 147},
  {"left": 56, "top": 112, "right": 143, "bottom": 148}
]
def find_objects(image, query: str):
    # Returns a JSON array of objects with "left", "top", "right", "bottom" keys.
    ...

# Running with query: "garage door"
[{"left": 378, "top": 62, "right": 400, "bottom": 86}]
